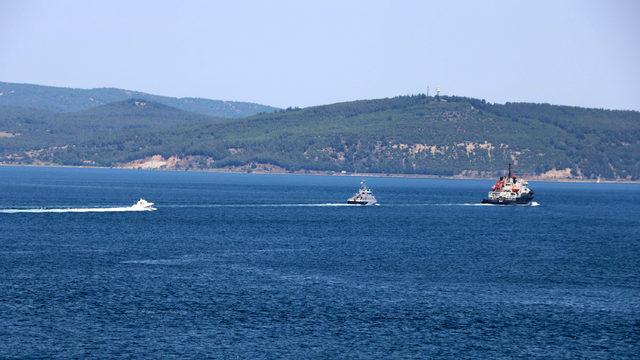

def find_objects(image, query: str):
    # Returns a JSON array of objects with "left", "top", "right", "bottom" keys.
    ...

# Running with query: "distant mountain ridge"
[
  {"left": 0, "top": 81, "right": 277, "bottom": 117},
  {"left": 0, "top": 98, "right": 225, "bottom": 166},
  {"left": 1, "top": 92, "right": 639, "bottom": 180}
]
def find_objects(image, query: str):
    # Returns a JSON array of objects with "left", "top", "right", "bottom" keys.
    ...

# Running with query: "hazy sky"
[{"left": 1, "top": 0, "right": 638, "bottom": 110}]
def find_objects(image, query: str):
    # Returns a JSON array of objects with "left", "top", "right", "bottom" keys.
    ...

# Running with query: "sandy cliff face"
[
  {"left": 119, "top": 155, "right": 214, "bottom": 170},
  {"left": 117, "top": 152, "right": 578, "bottom": 180},
  {"left": 534, "top": 168, "right": 573, "bottom": 180},
  {"left": 121, "top": 155, "right": 170, "bottom": 169},
  {"left": 118, "top": 155, "right": 292, "bottom": 174}
]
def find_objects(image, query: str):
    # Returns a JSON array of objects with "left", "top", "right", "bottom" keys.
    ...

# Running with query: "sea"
[{"left": 1, "top": 166, "right": 639, "bottom": 358}]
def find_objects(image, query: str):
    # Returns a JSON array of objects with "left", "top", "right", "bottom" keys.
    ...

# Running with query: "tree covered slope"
[{"left": 1, "top": 95, "right": 638, "bottom": 179}]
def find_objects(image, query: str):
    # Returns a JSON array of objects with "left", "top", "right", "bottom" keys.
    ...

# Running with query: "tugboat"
[
  {"left": 481, "top": 163, "right": 534, "bottom": 205},
  {"left": 132, "top": 198, "right": 156, "bottom": 210},
  {"left": 347, "top": 180, "right": 378, "bottom": 205}
]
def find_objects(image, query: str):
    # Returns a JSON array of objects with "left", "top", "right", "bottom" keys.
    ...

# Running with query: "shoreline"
[{"left": 2, "top": 162, "right": 638, "bottom": 184}]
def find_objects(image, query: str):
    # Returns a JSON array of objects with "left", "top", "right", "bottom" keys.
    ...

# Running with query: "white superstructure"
[{"left": 347, "top": 181, "right": 378, "bottom": 205}]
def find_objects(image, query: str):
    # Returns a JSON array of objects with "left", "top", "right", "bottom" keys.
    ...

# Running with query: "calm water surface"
[{"left": 1, "top": 166, "right": 639, "bottom": 358}]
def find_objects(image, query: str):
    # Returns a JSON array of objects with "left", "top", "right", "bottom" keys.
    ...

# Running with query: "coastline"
[{"left": 2, "top": 162, "right": 638, "bottom": 184}]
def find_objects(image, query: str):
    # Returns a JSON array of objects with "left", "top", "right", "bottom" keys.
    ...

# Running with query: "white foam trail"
[
  {"left": 167, "top": 202, "right": 536, "bottom": 208},
  {"left": 425, "top": 202, "right": 539, "bottom": 207},
  {"left": 0, "top": 206, "right": 156, "bottom": 214},
  {"left": 163, "top": 203, "right": 362, "bottom": 208},
  {"left": 414, "top": 203, "right": 493, "bottom": 206},
  {"left": 264, "top": 203, "right": 356, "bottom": 207},
  {"left": 456, "top": 202, "right": 540, "bottom": 207},
  {"left": 293, "top": 203, "right": 361, "bottom": 207},
  {"left": 121, "top": 259, "right": 183, "bottom": 265}
]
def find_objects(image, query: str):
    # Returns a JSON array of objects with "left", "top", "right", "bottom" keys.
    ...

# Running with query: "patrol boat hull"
[{"left": 347, "top": 199, "right": 376, "bottom": 205}]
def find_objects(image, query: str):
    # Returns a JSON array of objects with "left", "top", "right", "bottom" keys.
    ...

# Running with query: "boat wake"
[
  {"left": 459, "top": 201, "right": 540, "bottom": 207},
  {"left": 164, "top": 203, "right": 365, "bottom": 208},
  {"left": 296, "top": 203, "right": 363, "bottom": 207},
  {"left": 297, "top": 203, "right": 380, "bottom": 207},
  {"left": 393, "top": 202, "right": 540, "bottom": 207},
  {"left": 0, "top": 206, "right": 156, "bottom": 214},
  {"left": 269, "top": 203, "right": 360, "bottom": 207},
  {"left": 1, "top": 202, "right": 537, "bottom": 212},
  {"left": 164, "top": 202, "right": 541, "bottom": 208},
  {"left": 459, "top": 203, "right": 497, "bottom": 206}
]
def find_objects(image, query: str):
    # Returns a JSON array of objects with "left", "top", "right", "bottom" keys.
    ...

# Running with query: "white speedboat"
[
  {"left": 347, "top": 180, "right": 378, "bottom": 205},
  {"left": 132, "top": 198, "right": 156, "bottom": 210}
]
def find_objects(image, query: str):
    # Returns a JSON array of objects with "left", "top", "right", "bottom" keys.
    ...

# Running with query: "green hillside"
[
  {"left": 0, "top": 99, "right": 228, "bottom": 161},
  {"left": 0, "top": 81, "right": 277, "bottom": 117},
  {"left": 1, "top": 95, "right": 639, "bottom": 179}
]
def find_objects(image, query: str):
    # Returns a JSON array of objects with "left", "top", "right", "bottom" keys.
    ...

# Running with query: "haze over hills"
[
  {"left": 0, "top": 83, "right": 639, "bottom": 180},
  {"left": 0, "top": 81, "right": 278, "bottom": 117}
]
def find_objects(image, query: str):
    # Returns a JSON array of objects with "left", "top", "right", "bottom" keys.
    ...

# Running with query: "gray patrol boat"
[{"left": 347, "top": 180, "right": 378, "bottom": 205}]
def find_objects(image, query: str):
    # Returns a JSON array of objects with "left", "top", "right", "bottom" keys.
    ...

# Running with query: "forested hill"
[
  {"left": 1, "top": 94, "right": 639, "bottom": 180},
  {"left": 0, "top": 99, "right": 226, "bottom": 160},
  {"left": 0, "top": 81, "right": 277, "bottom": 117}
]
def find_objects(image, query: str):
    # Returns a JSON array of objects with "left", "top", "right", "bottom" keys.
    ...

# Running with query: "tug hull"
[{"left": 481, "top": 193, "right": 534, "bottom": 205}]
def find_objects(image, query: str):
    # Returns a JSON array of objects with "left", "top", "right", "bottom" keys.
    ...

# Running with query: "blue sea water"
[{"left": 1, "top": 166, "right": 639, "bottom": 358}]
